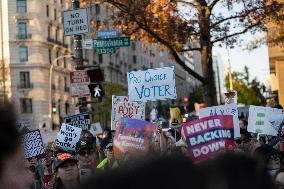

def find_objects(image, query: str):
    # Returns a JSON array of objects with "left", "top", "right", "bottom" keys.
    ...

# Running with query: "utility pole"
[
  {"left": 72, "top": 0, "right": 88, "bottom": 113},
  {"left": 227, "top": 48, "right": 233, "bottom": 91}
]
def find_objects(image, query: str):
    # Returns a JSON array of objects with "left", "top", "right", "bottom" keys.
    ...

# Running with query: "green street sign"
[
  {"left": 98, "top": 47, "right": 116, "bottom": 54},
  {"left": 93, "top": 37, "right": 131, "bottom": 48}
]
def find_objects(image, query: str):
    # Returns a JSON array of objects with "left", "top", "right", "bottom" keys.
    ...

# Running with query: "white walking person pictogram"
[{"left": 93, "top": 86, "right": 101, "bottom": 97}]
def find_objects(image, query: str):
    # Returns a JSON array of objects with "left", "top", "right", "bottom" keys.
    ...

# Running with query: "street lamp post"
[{"left": 49, "top": 54, "right": 74, "bottom": 130}]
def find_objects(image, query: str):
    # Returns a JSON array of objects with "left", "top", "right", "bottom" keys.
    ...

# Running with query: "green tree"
[
  {"left": 187, "top": 85, "right": 204, "bottom": 112},
  {"left": 225, "top": 67, "right": 266, "bottom": 105},
  {"left": 91, "top": 82, "right": 124, "bottom": 127},
  {"left": 80, "top": 0, "right": 283, "bottom": 106}
]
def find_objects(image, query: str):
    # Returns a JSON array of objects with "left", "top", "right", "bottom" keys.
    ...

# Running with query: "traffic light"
[
  {"left": 88, "top": 83, "right": 105, "bottom": 98},
  {"left": 86, "top": 68, "right": 104, "bottom": 82}
]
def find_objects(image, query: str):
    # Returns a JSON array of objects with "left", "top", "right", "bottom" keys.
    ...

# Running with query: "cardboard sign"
[
  {"left": 63, "top": 8, "right": 89, "bottom": 36},
  {"left": 199, "top": 103, "right": 240, "bottom": 138},
  {"left": 90, "top": 122, "right": 103, "bottom": 136},
  {"left": 70, "top": 71, "right": 91, "bottom": 97},
  {"left": 181, "top": 115, "right": 235, "bottom": 162},
  {"left": 113, "top": 118, "right": 156, "bottom": 160},
  {"left": 247, "top": 105, "right": 282, "bottom": 136},
  {"left": 63, "top": 112, "right": 91, "bottom": 130},
  {"left": 127, "top": 67, "right": 177, "bottom": 102},
  {"left": 111, "top": 96, "right": 145, "bottom": 130},
  {"left": 56, "top": 124, "right": 82, "bottom": 151},
  {"left": 22, "top": 130, "right": 45, "bottom": 159}
]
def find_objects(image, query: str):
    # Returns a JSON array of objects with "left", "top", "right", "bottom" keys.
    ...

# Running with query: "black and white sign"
[
  {"left": 88, "top": 83, "right": 105, "bottom": 98},
  {"left": 63, "top": 112, "right": 91, "bottom": 130},
  {"left": 56, "top": 124, "right": 82, "bottom": 151},
  {"left": 22, "top": 130, "right": 45, "bottom": 159},
  {"left": 63, "top": 8, "right": 89, "bottom": 36}
]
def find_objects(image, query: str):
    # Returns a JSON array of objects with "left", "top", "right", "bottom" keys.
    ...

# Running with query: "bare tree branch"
[
  {"left": 181, "top": 47, "right": 201, "bottom": 52},
  {"left": 211, "top": 15, "right": 244, "bottom": 28},
  {"left": 209, "top": 0, "right": 220, "bottom": 12},
  {"left": 212, "top": 20, "right": 262, "bottom": 43}
]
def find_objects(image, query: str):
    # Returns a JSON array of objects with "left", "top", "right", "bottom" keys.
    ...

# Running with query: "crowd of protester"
[{"left": 0, "top": 102, "right": 284, "bottom": 189}]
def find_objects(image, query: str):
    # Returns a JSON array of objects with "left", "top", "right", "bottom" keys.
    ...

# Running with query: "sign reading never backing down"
[{"left": 127, "top": 67, "right": 177, "bottom": 102}]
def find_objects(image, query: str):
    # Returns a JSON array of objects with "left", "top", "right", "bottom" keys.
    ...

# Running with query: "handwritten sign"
[
  {"left": 113, "top": 118, "right": 156, "bottom": 160},
  {"left": 111, "top": 96, "right": 145, "bottom": 130},
  {"left": 63, "top": 112, "right": 91, "bottom": 130},
  {"left": 22, "top": 130, "right": 45, "bottom": 159},
  {"left": 248, "top": 105, "right": 282, "bottom": 136},
  {"left": 70, "top": 71, "right": 91, "bottom": 97},
  {"left": 127, "top": 67, "right": 177, "bottom": 102},
  {"left": 181, "top": 115, "right": 235, "bottom": 162},
  {"left": 199, "top": 103, "right": 240, "bottom": 138},
  {"left": 56, "top": 124, "right": 82, "bottom": 151}
]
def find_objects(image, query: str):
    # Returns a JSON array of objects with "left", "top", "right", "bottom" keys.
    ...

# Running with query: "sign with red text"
[
  {"left": 181, "top": 115, "right": 234, "bottom": 162},
  {"left": 70, "top": 71, "right": 90, "bottom": 97},
  {"left": 111, "top": 96, "right": 145, "bottom": 130},
  {"left": 113, "top": 118, "right": 156, "bottom": 160}
]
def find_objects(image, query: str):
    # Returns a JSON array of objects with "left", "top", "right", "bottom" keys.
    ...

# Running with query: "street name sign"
[
  {"left": 93, "top": 37, "right": 131, "bottom": 48},
  {"left": 63, "top": 8, "right": 89, "bottom": 36},
  {"left": 97, "top": 30, "right": 118, "bottom": 38}
]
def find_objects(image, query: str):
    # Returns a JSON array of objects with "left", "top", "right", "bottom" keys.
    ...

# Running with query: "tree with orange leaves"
[{"left": 80, "top": 0, "right": 283, "bottom": 106}]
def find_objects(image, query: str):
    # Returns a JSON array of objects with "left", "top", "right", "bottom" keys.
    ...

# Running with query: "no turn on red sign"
[{"left": 63, "top": 8, "right": 89, "bottom": 36}]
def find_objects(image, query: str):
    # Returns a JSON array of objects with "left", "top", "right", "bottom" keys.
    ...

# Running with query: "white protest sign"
[
  {"left": 90, "top": 122, "right": 103, "bottom": 136},
  {"left": 56, "top": 124, "right": 82, "bottom": 151},
  {"left": 63, "top": 8, "right": 89, "bottom": 36},
  {"left": 248, "top": 105, "right": 282, "bottom": 136},
  {"left": 111, "top": 96, "right": 145, "bottom": 130},
  {"left": 127, "top": 67, "right": 177, "bottom": 102},
  {"left": 22, "top": 130, "right": 45, "bottom": 159},
  {"left": 199, "top": 103, "right": 240, "bottom": 138},
  {"left": 224, "top": 90, "right": 237, "bottom": 105},
  {"left": 70, "top": 71, "right": 90, "bottom": 97}
]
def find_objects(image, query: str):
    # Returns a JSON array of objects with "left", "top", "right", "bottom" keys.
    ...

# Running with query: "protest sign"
[
  {"left": 22, "top": 130, "right": 45, "bottom": 159},
  {"left": 17, "top": 116, "right": 33, "bottom": 130},
  {"left": 224, "top": 90, "right": 237, "bottom": 104},
  {"left": 90, "top": 122, "right": 103, "bottom": 136},
  {"left": 199, "top": 103, "right": 240, "bottom": 138},
  {"left": 70, "top": 71, "right": 91, "bottom": 97},
  {"left": 111, "top": 96, "right": 145, "bottom": 130},
  {"left": 181, "top": 115, "right": 234, "bottom": 162},
  {"left": 63, "top": 112, "right": 91, "bottom": 130},
  {"left": 127, "top": 67, "right": 177, "bottom": 102},
  {"left": 113, "top": 118, "right": 156, "bottom": 160},
  {"left": 247, "top": 105, "right": 282, "bottom": 136},
  {"left": 56, "top": 124, "right": 82, "bottom": 151}
]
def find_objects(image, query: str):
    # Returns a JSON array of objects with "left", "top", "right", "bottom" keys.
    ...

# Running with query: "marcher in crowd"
[
  {"left": 254, "top": 144, "right": 282, "bottom": 177},
  {"left": 97, "top": 143, "right": 118, "bottom": 170},
  {"left": 0, "top": 103, "right": 33, "bottom": 189},
  {"left": 275, "top": 168, "right": 284, "bottom": 189},
  {"left": 52, "top": 153, "right": 80, "bottom": 189}
]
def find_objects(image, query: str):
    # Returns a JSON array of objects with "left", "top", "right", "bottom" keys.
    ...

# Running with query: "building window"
[
  {"left": 95, "top": 4, "right": 100, "bottom": 14},
  {"left": 99, "top": 54, "right": 103, "bottom": 63},
  {"left": 19, "top": 46, "right": 28, "bottom": 62},
  {"left": 96, "top": 20, "right": 101, "bottom": 30},
  {"left": 18, "top": 23, "right": 27, "bottom": 39},
  {"left": 65, "top": 102, "right": 69, "bottom": 115},
  {"left": 17, "top": 0, "right": 27, "bottom": 13},
  {"left": 133, "top": 55, "right": 137, "bottom": 64},
  {"left": 46, "top": 5, "right": 49, "bottom": 17},
  {"left": 54, "top": 9, "right": 57, "bottom": 20},
  {"left": 56, "top": 51, "right": 59, "bottom": 66},
  {"left": 55, "top": 28, "right": 58, "bottom": 42},
  {"left": 19, "top": 71, "right": 31, "bottom": 88},
  {"left": 20, "top": 98, "right": 32, "bottom": 113},
  {"left": 63, "top": 57, "right": 66, "bottom": 68},
  {"left": 48, "top": 49, "right": 52, "bottom": 64},
  {"left": 131, "top": 42, "right": 136, "bottom": 51}
]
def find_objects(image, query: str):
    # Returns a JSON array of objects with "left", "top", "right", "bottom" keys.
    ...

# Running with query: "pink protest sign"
[
  {"left": 113, "top": 118, "right": 156, "bottom": 160},
  {"left": 181, "top": 115, "right": 234, "bottom": 162}
]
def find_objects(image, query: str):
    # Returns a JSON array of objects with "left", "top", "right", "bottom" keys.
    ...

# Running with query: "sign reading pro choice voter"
[
  {"left": 127, "top": 67, "right": 177, "bottom": 102},
  {"left": 63, "top": 8, "right": 89, "bottom": 36}
]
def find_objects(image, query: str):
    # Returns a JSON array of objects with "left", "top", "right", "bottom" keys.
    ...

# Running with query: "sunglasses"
[{"left": 78, "top": 149, "right": 94, "bottom": 156}]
